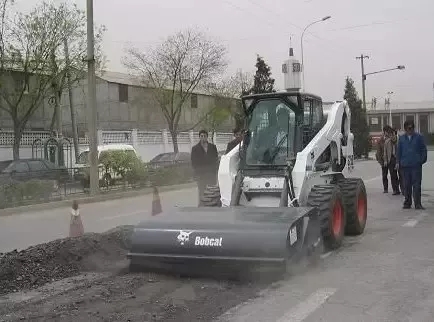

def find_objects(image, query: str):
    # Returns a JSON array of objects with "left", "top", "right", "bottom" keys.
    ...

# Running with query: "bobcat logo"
[{"left": 177, "top": 230, "right": 193, "bottom": 245}]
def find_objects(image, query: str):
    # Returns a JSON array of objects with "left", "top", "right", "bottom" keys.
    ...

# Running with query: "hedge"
[{"left": 0, "top": 179, "right": 58, "bottom": 209}]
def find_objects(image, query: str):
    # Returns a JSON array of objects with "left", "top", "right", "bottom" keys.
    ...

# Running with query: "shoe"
[
  {"left": 383, "top": 190, "right": 388, "bottom": 193},
  {"left": 392, "top": 191, "right": 400, "bottom": 195},
  {"left": 415, "top": 205, "right": 425, "bottom": 210},
  {"left": 403, "top": 204, "right": 411, "bottom": 209}
]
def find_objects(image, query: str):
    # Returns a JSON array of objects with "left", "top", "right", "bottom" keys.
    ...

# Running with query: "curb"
[{"left": 0, "top": 182, "right": 197, "bottom": 217}]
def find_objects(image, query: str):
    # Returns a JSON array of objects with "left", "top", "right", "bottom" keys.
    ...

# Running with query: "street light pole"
[
  {"left": 356, "top": 59, "right": 405, "bottom": 112},
  {"left": 387, "top": 91, "right": 394, "bottom": 126},
  {"left": 301, "top": 15, "right": 331, "bottom": 91},
  {"left": 86, "top": 0, "right": 99, "bottom": 196}
]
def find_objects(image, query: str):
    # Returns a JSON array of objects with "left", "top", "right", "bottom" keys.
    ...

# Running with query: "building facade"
[
  {"left": 366, "top": 101, "right": 433, "bottom": 136},
  {"left": 0, "top": 71, "right": 238, "bottom": 136}
]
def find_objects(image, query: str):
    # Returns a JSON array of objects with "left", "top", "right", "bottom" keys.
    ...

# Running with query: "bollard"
[
  {"left": 152, "top": 186, "right": 162, "bottom": 216},
  {"left": 69, "top": 200, "right": 84, "bottom": 237}
]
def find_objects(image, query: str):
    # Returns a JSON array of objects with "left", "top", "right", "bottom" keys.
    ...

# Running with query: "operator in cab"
[{"left": 254, "top": 107, "right": 292, "bottom": 164}]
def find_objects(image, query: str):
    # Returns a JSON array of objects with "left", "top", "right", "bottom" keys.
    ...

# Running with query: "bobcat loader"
[{"left": 127, "top": 90, "right": 368, "bottom": 277}]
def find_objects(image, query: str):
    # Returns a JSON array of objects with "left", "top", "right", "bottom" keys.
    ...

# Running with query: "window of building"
[
  {"left": 405, "top": 114, "right": 415, "bottom": 123},
  {"left": 369, "top": 116, "right": 381, "bottom": 132},
  {"left": 191, "top": 94, "right": 198, "bottom": 109},
  {"left": 118, "top": 84, "right": 128, "bottom": 102},
  {"left": 382, "top": 115, "right": 389, "bottom": 128},
  {"left": 419, "top": 114, "right": 429, "bottom": 135},
  {"left": 392, "top": 115, "right": 401, "bottom": 130}
]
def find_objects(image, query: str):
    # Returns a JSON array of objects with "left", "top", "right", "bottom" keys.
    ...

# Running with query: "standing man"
[
  {"left": 191, "top": 130, "right": 219, "bottom": 206},
  {"left": 396, "top": 120, "right": 427, "bottom": 209},
  {"left": 376, "top": 125, "right": 391, "bottom": 193},
  {"left": 225, "top": 128, "right": 243, "bottom": 154},
  {"left": 383, "top": 127, "right": 400, "bottom": 195}
]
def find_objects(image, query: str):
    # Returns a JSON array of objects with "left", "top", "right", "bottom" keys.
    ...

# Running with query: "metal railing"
[{"left": 0, "top": 160, "right": 194, "bottom": 209}]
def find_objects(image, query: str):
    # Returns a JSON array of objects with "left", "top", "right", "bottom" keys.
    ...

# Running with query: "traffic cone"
[
  {"left": 69, "top": 200, "right": 84, "bottom": 237},
  {"left": 152, "top": 186, "right": 162, "bottom": 216}
]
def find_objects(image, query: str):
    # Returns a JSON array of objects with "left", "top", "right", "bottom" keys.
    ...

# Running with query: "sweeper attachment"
[
  {"left": 127, "top": 206, "right": 322, "bottom": 278},
  {"left": 127, "top": 89, "right": 367, "bottom": 278}
]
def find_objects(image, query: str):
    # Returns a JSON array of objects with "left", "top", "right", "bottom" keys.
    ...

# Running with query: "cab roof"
[{"left": 242, "top": 90, "right": 323, "bottom": 102}]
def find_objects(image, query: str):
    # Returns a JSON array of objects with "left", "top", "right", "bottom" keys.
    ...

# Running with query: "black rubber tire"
[
  {"left": 338, "top": 178, "right": 367, "bottom": 236},
  {"left": 306, "top": 185, "right": 345, "bottom": 250},
  {"left": 200, "top": 185, "right": 222, "bottom": 207}
]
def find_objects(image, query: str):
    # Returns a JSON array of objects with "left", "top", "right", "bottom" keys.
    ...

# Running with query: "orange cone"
[
  {"left": 69, "top": 200, "right": 84, "bottom": 237},
  {"left": 152, "top": 186, "right": 162, "bottom": 216}
]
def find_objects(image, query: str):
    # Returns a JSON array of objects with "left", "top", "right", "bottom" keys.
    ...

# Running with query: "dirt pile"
[{"left": 0, "top": 225, "right": 134, "bottom": 296}]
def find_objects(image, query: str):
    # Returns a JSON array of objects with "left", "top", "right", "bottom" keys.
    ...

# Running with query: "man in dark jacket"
[
  {"left": 396, "top": 120, "right": 427, "bottom": 209},
  {"left": 191, "top": 130, "right": 219, "bottom": 206},
  {"left": 225, "top": 128, "right": 243, "bottom": 154},
  {"left": 376, "top": 125, "right": 392, "bottom": 193}
]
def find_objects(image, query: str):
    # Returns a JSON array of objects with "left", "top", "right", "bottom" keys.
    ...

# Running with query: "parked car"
[
  {"left": 75, "top": 144, "right": 139, "bottom": 187},
  {"left": 148, "top": 152, "right": 191, "bottom": 169},
  {"left": 0, "top": 159, "right": 70, "bottom": 189}
]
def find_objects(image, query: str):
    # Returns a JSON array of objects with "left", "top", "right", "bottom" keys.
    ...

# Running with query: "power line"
[{"left": 220, "top": 0, "right": 349, "bottom": 56}]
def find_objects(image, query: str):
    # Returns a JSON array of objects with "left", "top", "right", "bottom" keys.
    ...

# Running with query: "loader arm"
[{"left": 292, "top": 100, "right": 354, "bottom": 206}]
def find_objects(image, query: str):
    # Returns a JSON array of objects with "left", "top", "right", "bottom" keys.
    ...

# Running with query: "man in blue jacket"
[{"left": 396, "top": 120, "right": 427, "bottom": 209}]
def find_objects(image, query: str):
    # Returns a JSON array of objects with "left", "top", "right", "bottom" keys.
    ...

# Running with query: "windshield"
[{"left": 245, "top": 98, "right": 297, "bottom": 166}]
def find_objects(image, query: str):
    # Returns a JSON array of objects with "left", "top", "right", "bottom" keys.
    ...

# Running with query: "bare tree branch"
[
  {"left": 0, "top": 1, "right": 106, "bottom": 159},
  {"left": 123, "top": 28, "right": 228, "bottom": 152}
]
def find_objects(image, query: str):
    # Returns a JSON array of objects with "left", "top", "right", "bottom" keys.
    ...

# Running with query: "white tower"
[{"left": 282, "top": 39, "right": 302, "bottom": 91}]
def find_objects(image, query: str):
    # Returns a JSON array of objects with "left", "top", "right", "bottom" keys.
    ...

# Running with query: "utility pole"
[
  {"left": 356, "top": 54, "right": 369, "bottom": 110},
  {"left": 51, "top": 48, "right": 62, "bottom": 138},
  {"left": 86, "top": 0, "right": 99, "bottom": 196},
  {"left": 64, "top": 38, "right": 80, "bottom": 161}
]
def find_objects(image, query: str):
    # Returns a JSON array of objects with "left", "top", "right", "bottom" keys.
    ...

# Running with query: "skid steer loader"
[{"left": 127, "top": 90, "right": 368, "bottom": 277}]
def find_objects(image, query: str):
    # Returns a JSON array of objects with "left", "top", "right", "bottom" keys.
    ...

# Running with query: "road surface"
[
  {"left": 0, "top": 187, "right": 197, "bottom": 253},
  {"left": 0, "top": 158, "right": 383, "bottom": 254},
  {"left": 219, "top": 152, "right": 434, "bottom": 322},
  {"left": 1, "top": 154, "right": 434, "bottom": 322}
]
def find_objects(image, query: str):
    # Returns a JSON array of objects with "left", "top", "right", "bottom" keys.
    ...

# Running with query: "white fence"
[{"left": 0, "top": 129, "right": 234, "bottom": 164}]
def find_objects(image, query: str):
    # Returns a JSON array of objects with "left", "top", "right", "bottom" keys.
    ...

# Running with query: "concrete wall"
[{"left": 0, "top": 129, "right": 234, "bottom": 164}]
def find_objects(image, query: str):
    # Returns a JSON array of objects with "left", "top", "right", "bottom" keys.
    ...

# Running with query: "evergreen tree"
[
  {"left": 247, "top": 55, "right": 276, "bottom": 94},
  {"left": 343, "top": 77, "right": 371, "bottom": 158}
]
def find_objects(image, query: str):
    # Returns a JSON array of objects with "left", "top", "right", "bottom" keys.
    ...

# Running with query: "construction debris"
[{"left": 0, "top": 225, "right": 134, "bottom": 296}]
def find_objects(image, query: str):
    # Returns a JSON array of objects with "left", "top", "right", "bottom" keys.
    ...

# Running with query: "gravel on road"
[
  {"left": 0, "top": 225, "right": 134, "bottom": 296},
  {"left": 0, "top": 225, "right": 274, "bottom": 322}
]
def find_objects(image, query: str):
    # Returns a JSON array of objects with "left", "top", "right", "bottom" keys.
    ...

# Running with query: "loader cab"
[{"left": 241, "top": 91, "right": 324, "bottom": 172}]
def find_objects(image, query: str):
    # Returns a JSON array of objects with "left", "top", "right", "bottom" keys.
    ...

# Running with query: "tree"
[
  {"left": 344, "top": 77, "right": 370, "bottom": 158},
  {"left": 43, "top": 2, "right": 105, "bottom": 157},
  {"left": 123, "top": 29, "right": 228, "bottom": 153},
  {"left": 247, "top": 55, "right": 275, "bottom": 94},
  {"left": 0, "top": 1, "right": 106, "bottom": 159}
]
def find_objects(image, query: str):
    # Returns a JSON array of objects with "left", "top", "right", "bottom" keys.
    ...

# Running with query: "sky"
[{"left": 14, "top": 0, "right": 434, "bottom": 103}]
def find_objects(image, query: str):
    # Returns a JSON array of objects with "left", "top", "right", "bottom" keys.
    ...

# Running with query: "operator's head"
[
  {"left": 404, "top": 120, "right": 415, "bottom": 135},
  {"left": 276, "top": 108, "right": 289, "bottom": 129},
  {"left": 199, "top": 129, "right": 208, "bottom": 144},
  {"left": 233, "top": 128, "right": 242, "bottom": 142}
]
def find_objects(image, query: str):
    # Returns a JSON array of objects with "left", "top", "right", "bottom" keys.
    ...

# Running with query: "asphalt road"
[
  {"left": 0, "top": 158, "right": 376, "bottom": 254},
  {"left": 0, "top": 187, "right": 198, "bottom": 253},
  {"left": 218, "top": 152, "right": 434, "bottom": 322},
  {"left": 1, "top": 153, "right": 434, "bottom": 321}
]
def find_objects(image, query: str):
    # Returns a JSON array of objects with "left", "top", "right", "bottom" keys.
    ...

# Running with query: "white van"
[{"left": 75, "top": 144, "right": 139, "bottom": 187}]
